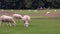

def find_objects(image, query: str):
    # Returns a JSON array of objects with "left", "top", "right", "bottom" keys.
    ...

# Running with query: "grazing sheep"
[
  {"left": 13, "top": 14, "right": 22, "bottom": 19},
  {"left": 0, "top": 15, "right": 16, "bottom": 26},
  {"left": 22, "top": 15, "right": 30, "bottom": 27},
  {"left": 46, "top": 12, "right": 50, "bottom": 14}
]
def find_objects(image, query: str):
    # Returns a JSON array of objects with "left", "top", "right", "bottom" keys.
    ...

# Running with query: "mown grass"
[{"left": 0, "top": 19, "right": 60, "bottom": 34}]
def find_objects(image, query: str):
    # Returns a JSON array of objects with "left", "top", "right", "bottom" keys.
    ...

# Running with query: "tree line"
[{"left": 0, "top": 0, "right": 60, "bottom": 9}]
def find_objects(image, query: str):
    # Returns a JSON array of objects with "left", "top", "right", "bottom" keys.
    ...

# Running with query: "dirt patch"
[
  {"left": 27, "top": 13, "right": 60, "bottom": 17},
  {"left": 45, "top": 13, "right": 60, "bottom": 16},
  {"left": 0, "top": 11, "right": 15, "bottom": 16},
  {"left": 0, "top": 11, "right": 60, "bottom": 17}
]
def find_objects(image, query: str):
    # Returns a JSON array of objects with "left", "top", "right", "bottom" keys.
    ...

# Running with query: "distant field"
[
  {"left": 0, "top": 9, "right": 60, "bottom": 34},
  {"left": 1, "top": 9, "right": 60, "bottom": 14}
]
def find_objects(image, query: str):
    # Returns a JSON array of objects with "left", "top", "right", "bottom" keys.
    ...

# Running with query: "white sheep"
[
  {"left": 46, "top": 12, "right": 50, "bottom": 14},
  {"left": 13, "top": 14, "right": 22, "bottom": 19},
  {"left": 22, "top": 15, "right": 30, "bottom": 27},
  {"left": 0, "top": 15, "right": 16, "bottom": 26}
]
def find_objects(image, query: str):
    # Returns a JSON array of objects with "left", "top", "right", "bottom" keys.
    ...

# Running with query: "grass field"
[
  {"left": 0, "top": 9, "right": 60, "bottom": 34},
  {"left": 1, "top": 9, "right": 60, "bottom": 14}
]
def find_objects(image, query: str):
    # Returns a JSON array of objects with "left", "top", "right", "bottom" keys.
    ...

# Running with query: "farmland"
[{"left": 0, "top": 9, "right": 60, "bottom": 34}]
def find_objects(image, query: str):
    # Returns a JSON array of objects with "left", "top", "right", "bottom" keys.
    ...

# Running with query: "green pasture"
[
  {"left": 0, "top": 9, "right": 60, "bottom": 34},
  {"left": 0, "top": 19, "right": 60, "bottom": 34},
  {"left": 1, "top": 9, "right": 60, "bottom": 14}
]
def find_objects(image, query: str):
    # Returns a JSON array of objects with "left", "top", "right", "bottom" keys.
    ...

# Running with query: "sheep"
[
  {"left": 22, "top": 15, "right": 30, "bottom": 27},
  {"left": 0, "top": 15, "right": 16, "bottom": 26},
  {"left": 46, "top": 12, "right": 50, "bottom": 14},
  {"left": 13, "top": 14, "right": 22, "bottom": 19}
]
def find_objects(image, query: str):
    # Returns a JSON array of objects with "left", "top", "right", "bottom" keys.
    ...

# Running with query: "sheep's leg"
[
  {"left": 0, "top": 20, "right": 3, "bottom": 26},
  {"left": 23, "top": 21, "right": 26, "bottom": 26},
  {"left": 9, "top": 22, "right": 12, "bottom": 26},
  {"left": 0, "top": 19, "right": 1, "bottom": 26}
]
